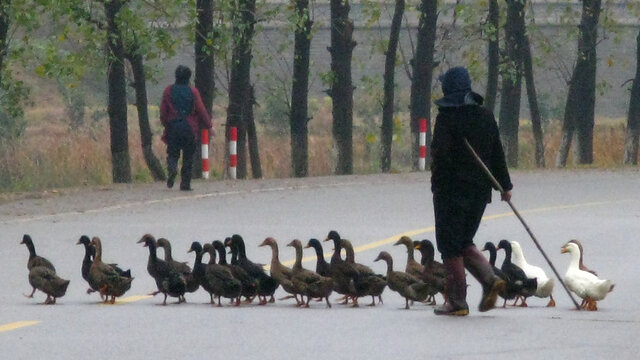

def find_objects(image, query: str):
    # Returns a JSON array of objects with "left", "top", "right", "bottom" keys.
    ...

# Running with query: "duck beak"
[
  {"left": 414, "top": 243, "right": 421, "bottom": 250},
  {"left": 373, "top": 255, "right": 381, "bottom": 262},
  {"left": 76, "top": 239, "right": 82, "bottom": 245},
  {"left": 560, "top": 246, "right": 568, "bottom": 254},
  {"left": 187, "top": 247, "right": 193, "bottom": 253},
  {"left": 304, "top": 244, "right": 311, "bottom": 249},
  {"left": 393, "top": 239, "right": 402, "bottom": 246},
  {"left": 258, "top": 240, "right": 267, "bottom": 247},
  {"left": 323, "top": 237, "right": 330, "bottom": 242}
]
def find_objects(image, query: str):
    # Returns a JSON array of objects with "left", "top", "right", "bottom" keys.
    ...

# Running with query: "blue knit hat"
[{"left": 435, "top": 66, "right": 475, "bottom": 108}]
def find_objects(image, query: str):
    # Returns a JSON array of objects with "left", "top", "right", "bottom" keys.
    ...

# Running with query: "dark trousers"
[
  {"left": 166, "top": 119, "right": 196, "bottom": 187},
  {"left": 433, "top": 192, "right": 487, "bottom": 260}
]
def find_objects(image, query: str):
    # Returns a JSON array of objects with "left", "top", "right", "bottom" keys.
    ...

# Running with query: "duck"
[
  {"left": 21, "top": 234, "right": 55, "bottom": 272},
  {"left": 77, "top": 235, "right": 131, "bottom": 297},
  {"left": 510, "top": 241, "right": 555, "bottom": 307},
  {"left": 393, "top": 236, "right": 424, "bottom": 278},
  {"left": 492, "top": 240, "right": 537, "bottom": 307},
  {"left": 414, "top": 239, "right": 446, "bottom": 305},
  {"left": 567, "top": 239, "right": 598, "bottom": 276},
  {"left": 88, "top": 237, "right": 134, "bottom": 304},
  {"left": 374, "top": 251, "right": 430, "bottom": 309},
  {"left": 21, "top": 234, "right": 69, "bottom": 304},
  {"left": 287, "top": 239, "right": 333, "bottom": 308},
  {"left": 341, "top": 239, "right": 387, "bottom": 306},
  {"left": 323, "top": 231, "right": 359, "bottom": 305},
  {"left": 137, "top": 234, "right": 186, "bottom": 305},
  {"left": 213, "top": 240, "right": 257, "bottom": 303},
  {"left": 26, "top": 266, "right": 70, "bottom": 305},
  {"left": 200, "top": 243, "right": 243, "bottom": 306},
  {"left": 305, "top": 238, "right": 331, "bottom": 277},
  {"left": 228, "top": 234, "right": 278, "bottom": 305},
  {"left": 561, "top": 241, "right": 614, "bottom": 311},
  {"left": 156, "top": 238, "right": 199, "bottom": 295},
  {"left": 259, "top": 237, "right": 302, "bottom": 305}
]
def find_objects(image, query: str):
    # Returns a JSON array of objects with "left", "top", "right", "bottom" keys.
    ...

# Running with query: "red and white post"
[
  {"left": 229, "top": 127, "right": 237, "bottom": 179},
  {"left": 419, "top": 118, "right": 428, "bottom": 171},
  {"left": 201, "top": 129, "right": 210, "bottom": 179}
]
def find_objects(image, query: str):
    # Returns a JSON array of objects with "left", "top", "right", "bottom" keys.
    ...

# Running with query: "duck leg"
[
  {"left": 148, "top": 290, "right": 161, "bottom": 297},
  {"left": 269, "top": 295, "right": 275, "bottom": 303},
  {"left": 325, "top": 297, "right": 332, "bottom": 308},
  {"left": 162, "top": 293, "right": 168, "bottom": 306},
  {"left": 351, "top": 296, "right": 360, "bottom": 308},
  {"left": 43, "top": 295, "right": 53, "bottom": 305},
  {"left": 404, "top": 297, "right": 410, "bottom": 310},
  {"left": 368, "top": 295, "right": 376, "bottom": 306},
  {"left": 23, "top": 287, "right": 37, "bottom": 298},
  {"left": 217, "top": 296, "right": 223, "bottom": 307},
  {"left": 258, "top": 295, "right": 268, "bottom": 306},
  {"left": 546, "top": 295, "right": 556, "bottom": 307},
  {"left": 378, "top": 295, "right": 384, "bottom": 305}
]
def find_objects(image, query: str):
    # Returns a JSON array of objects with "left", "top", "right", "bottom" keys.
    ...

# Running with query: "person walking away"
[
  {"left": 160, "top": 65, "right": 213, "bottom": 191},
  {"left": 430, "top": 66, "right": 512, "bottom": 316}
]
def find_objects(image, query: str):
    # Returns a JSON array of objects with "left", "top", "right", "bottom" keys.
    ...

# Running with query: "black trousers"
[
  {"left": 166, "top": 119, "right": 196, "bottom": 186},
  {"left": 433, "top": 192, "right": 487, "bottom": 260}
]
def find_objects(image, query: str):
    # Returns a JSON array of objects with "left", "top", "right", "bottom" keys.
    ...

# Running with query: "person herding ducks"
[
  {"left": 160, "top": 65, "right": 213, "bottom": 191},
  {"left": 430, "top": 66, "right": 512, "bottom": 316}
]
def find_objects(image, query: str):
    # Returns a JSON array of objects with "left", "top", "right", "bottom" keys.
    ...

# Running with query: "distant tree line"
[{"left": 0, "top": 0, "right": 639, "bottom": 183}]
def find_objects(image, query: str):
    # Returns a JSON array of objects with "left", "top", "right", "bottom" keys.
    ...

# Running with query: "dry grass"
[{"left": 0, "top": 101, "right": 632, "bottom": 193}]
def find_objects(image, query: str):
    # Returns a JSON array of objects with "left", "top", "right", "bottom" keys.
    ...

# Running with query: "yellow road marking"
[
  {"left": 0, "top": 321, "right": 40, "bottom": 333},
  {"left": 99, "top": 295, "right": 152, "bottom": 305}
]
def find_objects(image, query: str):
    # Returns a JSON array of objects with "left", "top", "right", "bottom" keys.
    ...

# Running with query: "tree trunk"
[
  {"left": 127, "top": 52, "right": 166, "bottom": 181},
  {"left": 105, "top": 0, "right": 131, "bottom": 183},
  {"left": 409, "top": 0, "right": 437, "bottom": 170},
  {"left": 520, "top": 3, "right": 545, "bottom": 168},
  {"left": 557, "top": 0, "right": 600, "bottom": 166},
  {"left": 246, "top": 85, "right": 262, "bottom": 178},
  {"left": 329, "top": 0, "right": 356, "bottom": 175},
  {"left": 225, "top": 0, "right": 255, "bottom": 179},
  {"left": 0, "top": 1, "right": 9, "bottom": 86},
  {"left": 193, "top": 0, "right": 215, "bottom": 179},
  {"left": 290, "top": 0, "right": 312, "bottom": 177},
  {"left": 624, "top": 29, "right": 640, "bottom": 165},
  {"left": 485, "top": 0, "right": 499, "bottom": 112},
  {"left": 498, "top": 0, "right": 524, "bottom": 168},
  {"left": 380, "top": 0, "right": 405, "bottom": 173}
]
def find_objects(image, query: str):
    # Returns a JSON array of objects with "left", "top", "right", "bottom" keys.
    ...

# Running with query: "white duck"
[
  {"left": 510, "top": 241, "right": 555, "bottom": 307},
  {"left": 561, "top": 241, "right": 614, "bottom": 311}
]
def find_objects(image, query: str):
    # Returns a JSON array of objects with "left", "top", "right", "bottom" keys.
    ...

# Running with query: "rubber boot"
[
  {"left": 434, "top": 257, "right": 469, "bottom": 316},
  {"left": 462, "top": 245, "right": 505, "bottom": 312}
]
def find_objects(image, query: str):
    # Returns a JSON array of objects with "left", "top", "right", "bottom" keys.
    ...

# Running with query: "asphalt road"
[{"left": 1, "top": 170, "right": 639, "bottom": 360}]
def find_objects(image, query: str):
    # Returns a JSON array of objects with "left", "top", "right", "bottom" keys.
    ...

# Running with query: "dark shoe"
[
  {"left": 180, "top": 183, "right": 192, "bottom": 191},
  {"left": 462, "top": 245, "right": 504, "bottom": 312},
  {"left": 434, "top": 257, "right": 469, "bottom": 316},
  {"left": 167, "top": 170, "right": 177, "bottom": 189}
]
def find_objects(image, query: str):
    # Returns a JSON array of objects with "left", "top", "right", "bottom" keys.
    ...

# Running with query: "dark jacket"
[
  {"left": 160, "top": 85, "right": 212, "bottom": 143},
  {"left": 431, "top": 101, "right": 512, "bottom": 203}
]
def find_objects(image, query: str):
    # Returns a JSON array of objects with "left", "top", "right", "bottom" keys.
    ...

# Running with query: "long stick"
[{"left": 463, "top": 138, "right": 581, "bottom": 310}]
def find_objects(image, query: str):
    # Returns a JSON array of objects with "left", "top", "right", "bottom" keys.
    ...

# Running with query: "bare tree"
[
  {"left": 624, "top": 29, "right": 640, "bottom": 165},
  {"left": 105, "top": 0, "right": 131, "bottom": 183},
  {"left": 380, "top": 0, "right": 405, "bottom": 173},
  {"left": 498, "top": 0, "right": 524, "bottom": 167},
  {"left": 556, "top": 0, "right": 601, "bottom": 167},
  {"left": 484, "top": 0, "right": 499, "bottom": 112},
  {"left": 193, "top": 0, "right": 215, "bottom": 179},
  {"left": 290, "top": 0, "right": 312, "bottom": 177},
  {"left": 329, "top": 0, "right": 356, "bottom": 175}
]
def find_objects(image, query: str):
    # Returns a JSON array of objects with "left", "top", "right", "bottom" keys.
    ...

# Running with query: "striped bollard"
[
  {"left": 419, "top": 118, "right": 427, "bottom": 171},
  {"left": 229, "top": 127, "right": 237, "bottom": 179},
  {"left": 201, "top": 129, "right": 209, "bottom": 179}
]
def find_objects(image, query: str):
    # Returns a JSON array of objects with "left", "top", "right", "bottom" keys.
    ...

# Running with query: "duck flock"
[{"left": 20, "top": 231, "right": 615, "bottom": 311}]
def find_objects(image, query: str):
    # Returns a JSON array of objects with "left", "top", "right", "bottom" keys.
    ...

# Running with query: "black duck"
[
  {"left": 137, "top": 234, "right": 186, "bottom": 305},
  {"left": 213, "top": 240, "right": 257, "bottom": 302},
  {"left": 228, "top": 234, "right": 278, "bottom": 305},
  {"left": 341, "top": 239, "right": 387, "bottom": 306},
  {"left": 21, "top": 234, "right": 69, "bottom": 304},
  {"left": 77, "top": 235, "right": 131, "bottom": 297},
  {"left": 157, "top": 238, "right": 199, "bottom": 295},
  {"left": 305, "top": 238, "right": 331, "bottom": 277},
  {"left": 202, "top": 243, "right": 243, "bottom": 306},
  {"left": 496, "top": 239, "right": 537, "bottom": 307}
]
